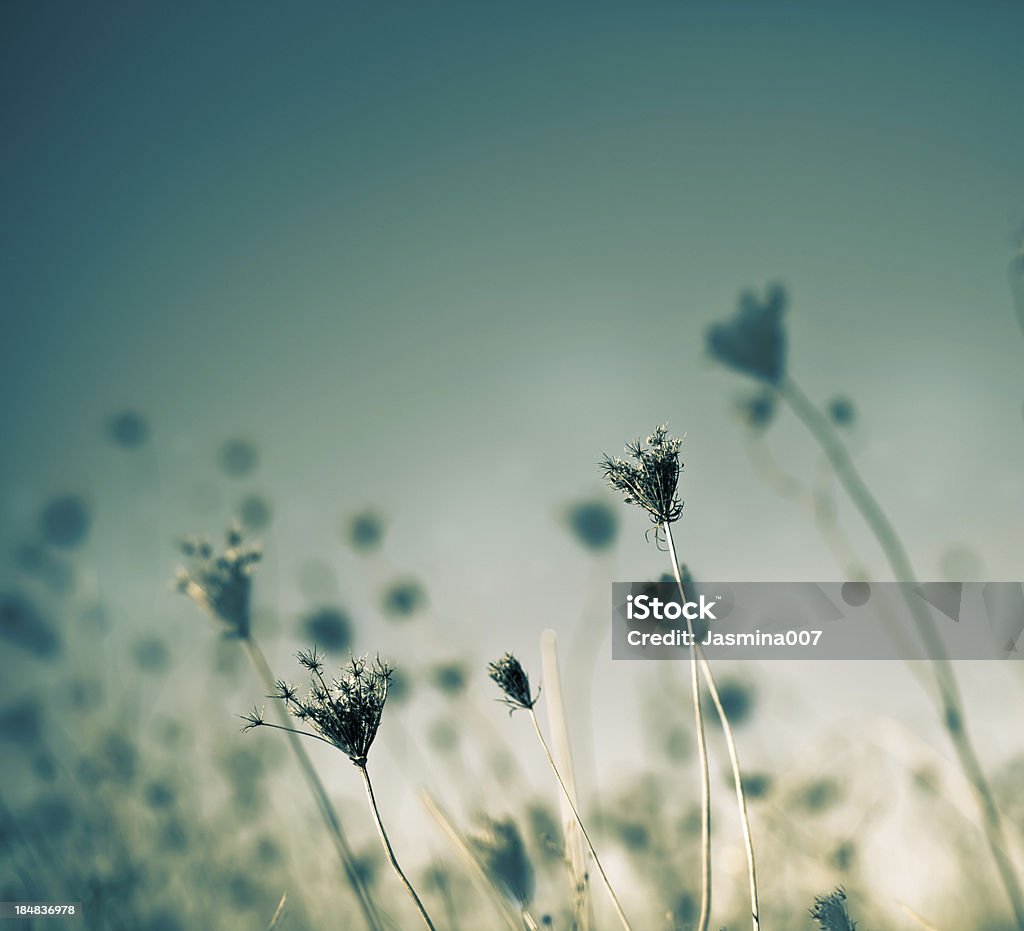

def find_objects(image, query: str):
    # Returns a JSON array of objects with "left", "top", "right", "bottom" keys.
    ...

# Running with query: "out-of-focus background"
[{"left": 2, "top": 3, "right": 1023, "bottom": 929}]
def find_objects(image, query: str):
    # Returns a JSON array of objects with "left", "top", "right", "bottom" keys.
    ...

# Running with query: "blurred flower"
[
  {"left": 174, "top": 526, "right": 261, "bottom": 638},
  {"left": 707, "top": 284, "right": 787, "bottom": 383},
  {"left": 382, "top": 579, "right": 427, "bottom": 619},
  {"left": 238, "top": 494, "right": 273, "bottom": 531},
  {"left": 38, "top": 494, "right": 91, "bottom": 548},
  {"left": 737, "top": 390, "right": 777, "bottom": 431},
  {"left": 219, "top": 438, "right": 259, "bottom": 478},
  {"left": 300, "top": 607, "right": 353, "bottom": 651},
  {"left": 247, "top": 650, "right": 393, "bottom": 767},
  {"left": 710, "top": 679, "right": 755, "bottom": 728},
  {"left": 347, "top": 510, "right": 385, "bottom": 552},
  {"left": 827, "top": 397, "right": 856, "bottom": 427},
  {"left": 0, "top": 592, "right": 61, "bottom": 658},
  {"left": 601, "top": 425, "right": 684, "bottom": 526},
  {"left": 471, "top": 817, "right": 535, "bottom": 908},
  {"left": 488, "top": 653, "right": 538, "bottom": 713},
  {"left": 105, "top": 410, "right": 150, "bottom": 449},
  {"left": 430, "top": 661, "right": 469, "bottom": 698},
  {"left": 809, "top": 887, "right": 857, "bottom": 931},
  {"left": 564, "top": 500, "right": 618, "bottom": 552}
]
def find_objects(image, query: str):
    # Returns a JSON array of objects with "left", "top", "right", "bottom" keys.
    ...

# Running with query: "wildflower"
[
  {"left": 809, "top": 887, "right": 857, "bottom": 931},
  {"left": 250, "top": 651, "right": 393, "bottom": 768},
  {"left": 244, "top": 650, "right": 435, "bottom": 929},
  {"left": 600, "top": 425, "right": 684, "bottom": 527},
  {"left": 174, "top": 525, "right": 261, "bottom": 638},
  {"left": 471, "top": 817, "right": 535, "bottom": 908},
  {"left": 706, "top": 284, "right": 787, "bottom": 383},
  {"left": 488, "top": 653, "right": 538, "bottom": 713}
]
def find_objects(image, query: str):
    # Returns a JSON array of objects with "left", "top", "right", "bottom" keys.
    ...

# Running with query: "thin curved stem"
[
  {"left": 358, "top": 764, "right": 438, "bottom": 931},
  {"left": 779, "top": 376, "right": 1024, "bottom": 931},
  {"left": 664, "top": 525, "right": 761, "bottom": 931},
  {"left": 527, "top": 708, "right": 635, "bottom": 931},
  {"left": 663, "top": 523, "right": 713, "bottom": 931},
  {"left": 241, "top": 637, "right": 383, "bottom": 931}
]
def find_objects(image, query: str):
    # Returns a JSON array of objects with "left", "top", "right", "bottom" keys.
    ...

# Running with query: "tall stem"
[
  {"left": 779, "top": 376, "right": 1024, "bottom": 930},
  {"left": 527, "top": 708, "right": 635, "bottom": 931},
  {"left": 241, "top": 637, "right": 382, "bottom": 931},
  {"left": 663, "top": 524, "right": 713, "bottom": 931},
  {"left": 664, "top": 525, "right": 761, "bottom": 931},
  {"left": 358, "top": 764, "right": 438, "bottom": 931}
]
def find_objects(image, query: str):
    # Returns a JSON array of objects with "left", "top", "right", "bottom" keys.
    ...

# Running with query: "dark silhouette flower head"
[
  {"left": 488, "top": 653, "right": 538, "bottom": 713},
  {"left": 248, "top": 651, "right": 393, "bottom": 767},
  {"left": 809, "top": 887, "right": 857, "bottom": 931},
  {"left": 175, "top": 525, "right": 261, "bottom": 638},
  {"left": 707, "top": 283, "right": 787, "bottom": 384},
  {"left": 600, "top": 425, "right": 684, "bottom": 527}
]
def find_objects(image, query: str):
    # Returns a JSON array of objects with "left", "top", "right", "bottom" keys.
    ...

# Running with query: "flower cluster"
[
  {"left": 600, "top": 425, "right": 684, "bottom": 526},
  {"left": 246, "top": 649, "right": 393, "bottom": 767},
  {"left": 706, "top": 283, "right": 788, "bottom": 384},
  {"left": 174, "top": 526, "right": 261, "bottom": 638},
  {"left": 487, "top": 653, "right": 538, "bottom": 713}
]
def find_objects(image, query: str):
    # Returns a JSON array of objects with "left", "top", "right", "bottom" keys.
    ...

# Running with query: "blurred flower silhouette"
[
  {"left": 471, "top": 817, "right": 535, "bottom": 909},
  {"left": 175, "top": 526, "right": 261, "bottom": 638},
  {"left": 827, "top": 397, "right": 856, "bottom": 428},
  {"left": 38, "top": 494, "right": 91, "bottom": 548},
  {"left": 105, "top": 410, "right": 150, "bottom": 449},
  {"left": 707, "top": 284, "right": 787, "bottom": 383},
  {"left": 564, "top": 499, "right": 619, "bottom": 551}
]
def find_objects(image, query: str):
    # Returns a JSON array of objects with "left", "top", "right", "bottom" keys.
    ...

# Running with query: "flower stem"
[
  {"left": 241, "top": 637, "right": 383, "bottom": 931},
  {"left": 778, "top": 375, "right": 1024, "bottom": 931},
  {"left": 527, "top": 708, "right": 634, "bottom": 931},
  {"left": 664, "top": 524, "right": 761, "bottom": 931},
  {"left": 662, "top": 524, "right": 713, "bottom": 931},
  {"left": 358, "top": 763, "right": 438, "bottom": 931}
]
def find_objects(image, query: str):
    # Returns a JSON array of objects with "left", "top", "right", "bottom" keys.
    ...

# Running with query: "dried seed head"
[
  {"left": 488, "top": 653, "right": 538, "bottom": 713},
  {"left": 174, "top": 525, "right": 261, "bottom": 638},
  {"left": 809, "top": 887, "right": 857, "bottom": 931},
  {"left": 471, "top": 817, "right": 535, "bottom": 907},
  {"left": 273, "top": 653, "right": 393, "bottom": 767},
  {"left": 600, "top": 425, "right": 684, "bottom": 527}
]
